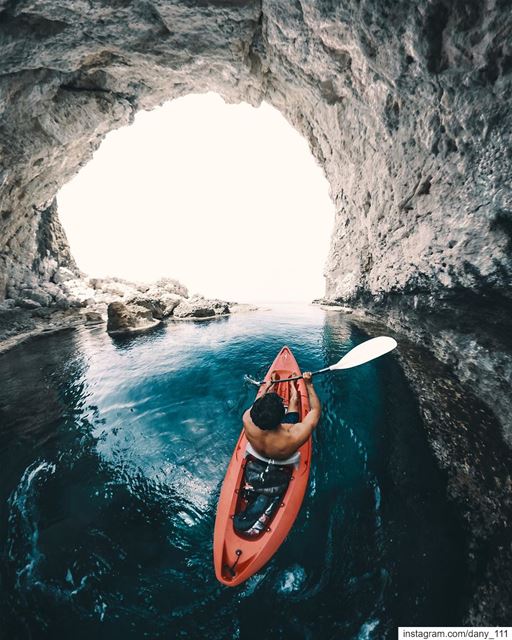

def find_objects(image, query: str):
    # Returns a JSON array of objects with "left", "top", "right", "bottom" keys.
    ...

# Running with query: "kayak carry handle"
[{"left": 223, "top": 549, "right": 243, "bottom": 578}]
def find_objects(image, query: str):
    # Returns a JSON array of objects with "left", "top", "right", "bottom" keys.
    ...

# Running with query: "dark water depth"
[{"left": 0, "top": 305, "right": 466, "bottom": 639}]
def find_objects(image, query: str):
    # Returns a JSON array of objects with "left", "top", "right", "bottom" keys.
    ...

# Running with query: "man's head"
[{"left": 250, "top": 393, "right": 285, "bottom": 430}]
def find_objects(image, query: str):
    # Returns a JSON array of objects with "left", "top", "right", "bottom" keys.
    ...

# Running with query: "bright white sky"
[{"left": 58, "top": 93, "right": 334, "bottom": 302}]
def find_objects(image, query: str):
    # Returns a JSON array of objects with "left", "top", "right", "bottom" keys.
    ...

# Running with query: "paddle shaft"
[
  {"left": 261, "top": 367, "right": 331, "bottom": 385},
  {"left": 246, "top": 336, "right": 397, "bottom": 386}
]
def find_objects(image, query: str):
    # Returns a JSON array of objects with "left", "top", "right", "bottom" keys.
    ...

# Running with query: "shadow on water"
[
  {"left": 0, "top": 306, "right": 466, "bottom": 639},
  {"left": 320, "top": 313, "right": 466, "bottom": 633}
]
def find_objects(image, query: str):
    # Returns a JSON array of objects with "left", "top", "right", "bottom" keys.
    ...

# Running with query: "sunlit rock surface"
[
  {"left": 107, "top": 300, "right": 161, "bottom": 335},
  {"left": 108, "top": 293, "right": 232, "bottom": 333},
  {"left": 0, "top": 1, "right": 511, "bottom": 304},
  {"left": 173, "top": 295, "right": 230, "bottom": 319}
]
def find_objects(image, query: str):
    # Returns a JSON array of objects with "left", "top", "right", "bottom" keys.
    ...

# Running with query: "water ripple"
[{"left": 0, "top": 304, "right": 467, "bottom": 638}]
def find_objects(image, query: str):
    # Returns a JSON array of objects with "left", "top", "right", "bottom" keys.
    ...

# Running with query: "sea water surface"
[{"left": 0, "top": 304, "right": 465, "bottom": 639}]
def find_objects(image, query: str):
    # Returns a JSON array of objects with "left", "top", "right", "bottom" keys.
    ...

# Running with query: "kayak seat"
[
  {"left": 233, "top": 494, "right": 280, "bottom": 533},
  {"left": 233, "top": 457, "right": 292, "bottom": 537},
  {"left": 243, "top": 457, "right": 292, "bottom": 496}
]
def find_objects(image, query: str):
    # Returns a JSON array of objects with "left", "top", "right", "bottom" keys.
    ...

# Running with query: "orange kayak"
[{"left": 213, "top": 346, "right": 312, "bottom": 586}]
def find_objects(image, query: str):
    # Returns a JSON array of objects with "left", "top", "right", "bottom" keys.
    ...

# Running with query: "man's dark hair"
[{"left": 250, "top": 393, "right": 285, "bottom": 430}]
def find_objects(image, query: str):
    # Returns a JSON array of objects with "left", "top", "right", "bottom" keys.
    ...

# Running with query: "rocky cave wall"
[{"left": 1, "top": 0, "right": 511, "bottom": 304}]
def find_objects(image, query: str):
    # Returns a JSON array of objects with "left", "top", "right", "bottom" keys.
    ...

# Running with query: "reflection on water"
[{"left": 0, "top": 305, "right": 465, "bottom": 639}]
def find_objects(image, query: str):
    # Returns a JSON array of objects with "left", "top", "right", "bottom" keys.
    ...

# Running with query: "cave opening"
[{"left": 57, "top": 93, "right": 334, "bottom": 303}]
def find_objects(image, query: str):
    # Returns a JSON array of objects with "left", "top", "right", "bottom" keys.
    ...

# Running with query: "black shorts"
[{"left": 282, "top": 411, "right": 300, "bottom": 424}]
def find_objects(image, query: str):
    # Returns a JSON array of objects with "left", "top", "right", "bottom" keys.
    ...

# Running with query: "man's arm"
[
  {"left": 304, "top": 372, "right": 321, "bottom": 423},
  {"left": 284, "top": 372, "right": 321, "bottom": 452},
  {"left": 260, "top": 379, "right": 275, "bottom": 396}
]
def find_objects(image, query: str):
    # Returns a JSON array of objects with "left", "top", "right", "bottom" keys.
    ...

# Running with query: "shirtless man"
[{"left": 242, "top": 371, "right": 321, "bottom": 461}]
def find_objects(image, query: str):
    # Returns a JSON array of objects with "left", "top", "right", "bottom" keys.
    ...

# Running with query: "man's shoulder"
[{"left": 243, "top": 409, "right": 257, "bottom": 433}]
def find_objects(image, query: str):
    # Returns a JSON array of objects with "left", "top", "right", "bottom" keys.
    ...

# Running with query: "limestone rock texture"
[
  {"left": 173, "top": 295, "right": 230, "bottom": 318},
  {"left": 0, "top": 0, "right": 511, "bottom": 306},
  {"left": 106, "top": 300, "right": 160, "bottom": 335}
]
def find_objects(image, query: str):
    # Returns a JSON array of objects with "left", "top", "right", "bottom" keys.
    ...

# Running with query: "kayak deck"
[{"left": 213, "top": 346, "right": 312, "bottom": 586}]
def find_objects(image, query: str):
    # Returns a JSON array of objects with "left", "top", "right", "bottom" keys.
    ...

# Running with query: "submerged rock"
[{"left": 106, "top": 301, "right": 161, "bottom": 335}]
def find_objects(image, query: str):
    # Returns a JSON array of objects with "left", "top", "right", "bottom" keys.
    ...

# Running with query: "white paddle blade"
[{"left": 331, "top": 336, "right": 397, "bottom": 370}]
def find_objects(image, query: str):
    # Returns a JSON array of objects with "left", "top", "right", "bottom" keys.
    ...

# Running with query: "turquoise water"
[{"left": 0, "top": 305, "right": 465, "bottom": 639}]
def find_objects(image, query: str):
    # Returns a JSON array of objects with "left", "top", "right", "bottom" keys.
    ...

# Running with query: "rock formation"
[
  {"left": 106, "top": 292, "right": 233, "bottom": 334},
  {"left": 173, "top": 296, "right": 230, "bottom": 319},
  {"left": 0, "top": 270, "right": 248, "bottom": 344},
  {"left": 1, "top": 0, "right": 512, "bottom": 625},
  {"left": 107, "top": 300, "right": 161, "bottom": 335},
  {"left": 1, "top": 1, "right": 511, "bottom": 308}
]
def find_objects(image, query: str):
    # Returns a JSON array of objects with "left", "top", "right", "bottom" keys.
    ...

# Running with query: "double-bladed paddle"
[{"left": 244, "top": 336, "right": 397, "bottom": 386}]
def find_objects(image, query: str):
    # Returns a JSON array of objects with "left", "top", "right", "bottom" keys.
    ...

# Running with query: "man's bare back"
[{"left": 243, "top": 371, "right": 321, "bottom": 460}]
